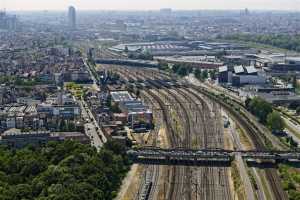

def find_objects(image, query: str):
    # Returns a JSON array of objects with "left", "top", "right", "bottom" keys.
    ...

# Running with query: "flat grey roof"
[
  {"left": 219, "top": 66, "right": 228, "bottom": 73},
  {"left": 245, "top": 66, "right": 258, "bottom": 74},
  {"left": 111, "top": 91, "right": 133, "bottom": 102},
  {"left": 234, "top": 66, "right": 244, "bottom": 74},
  {"left": 286, "top": 57, "right": 300, "bottom": 62}
]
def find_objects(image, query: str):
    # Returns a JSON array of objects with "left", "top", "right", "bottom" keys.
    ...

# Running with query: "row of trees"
[
  {"left": 279, "top": 164, "right": 300, "bottom": 200},
  {"left": 157, "top": 63, "right": 193, "bottom": 77},
  {"left": 245, "top": 97, "right": 285, "bottom": 132},
  {"left": 172, "top": 64, "right": 193, "bottom": 77},
  {"left": 158, "top": 63, "right": 217, "bottom": 80},
  {"left": 223, "top": 34, "right": 300, "bottom": 52},
  {"left": 0, "top": 140, "right": 131, "bottom": 200},
  {"left": 0, "top": 76, "right": 48, "bottom": 86}
]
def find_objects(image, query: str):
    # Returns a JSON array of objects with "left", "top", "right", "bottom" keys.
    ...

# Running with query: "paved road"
[
  {"left": 83, "top": 58, "right": 100, "bottom": 92},
  {"left": 81, "top": 58, "right": 108, "bottom": 150},
  {"left": 80, "top": 100, "right": 107, "bottom": 151}
]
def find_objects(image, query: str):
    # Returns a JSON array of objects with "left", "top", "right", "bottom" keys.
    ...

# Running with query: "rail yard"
[
  {"left": 5, "top": 6, "right": 300, "bottom": 200},
  {"left": 96, "top": 63, "right": 262, "bottom": 200},
  {"left": 94, "top": 58, "right": 296, "bottom": 200}
]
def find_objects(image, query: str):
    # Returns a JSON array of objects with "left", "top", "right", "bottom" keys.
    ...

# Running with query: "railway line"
[
  {"left": 137, "top": 92, "right": 162, "bottom": 200},
  {"left": 108, "top": 66, "right": 187, "bottom": 200},
  {"left": 188, "top": 85, "right": 288, "bottom": 200},
  {"left": 114, "top": 67, "right": 179, "bottom": 200},
  {"left": 107, "top": 65, "right": 232, "bottom": 200},
  {"left": 147, "top": 68, "right": 287, "bottom": 200},
  {"left": 117, "top": 65, "right": 288, "bottom": 200}
]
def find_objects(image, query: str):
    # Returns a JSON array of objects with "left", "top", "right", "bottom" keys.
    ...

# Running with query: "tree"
[
  {"left": 111, "top": 103, "right": 122, "bottom": 113},
  {"left": 248, "top": 97, "right": 273, "bottom": 123},
  {"left": 158, "top": 63, "right": 169, "bottom": 71},
  {"left": 194, "top": 68, "right": 201, "bottom": 80},
  {"left": 245, "top": 97, "right": 252, "bottom": 109},
  {"left": 267, "top": 111, "right": 285, "bottom": 132},
  {"left": 210, "top": 70, "right": 217, "bottom": 80},
  {"left": 178, "top": 67, "right": 188, "bottom": 77},
  {"left": 296, "top": 107, "right": 300, "bottom": 115},
  {"left": 172, "top": 64, "right": 180, "bottom": 73},
  {"left": 124, "top": 46, "right": 129, "bottom": 53},
  {"left": 201, "top": 70, "right": 209, "bottom": 80},
  {"left": 0, "top": 140, "right": 130, "bottom": 200}
]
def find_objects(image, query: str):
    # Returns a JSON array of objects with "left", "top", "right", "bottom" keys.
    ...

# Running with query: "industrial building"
[
  {"left": 110, "top": 41, "right": 190, "bottom": 55},
  {"left": 156, "top": 55, "right": 223, "bottom": 69},
  {"left": 111, "top": 91, "right": 134, "bottom": 102},
  {"left": 218, "top": 65, "right": 266, "bottom": 86},
  {"left": 257, "top": 91, "right": 300, "bottom": 106},
  {"left": 271, "top": 57, "right": 300, "bottom": 72},
  {"left": 110, "top": 91, "right": 153, "bottom": 131},
  {"left": 119, "top": 100, "right": 153, "bottom": 128}
]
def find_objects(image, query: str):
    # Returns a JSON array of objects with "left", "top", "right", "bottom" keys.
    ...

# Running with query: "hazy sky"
[{"left": 2, "top": 0, "right": 300, "bottom": 11}]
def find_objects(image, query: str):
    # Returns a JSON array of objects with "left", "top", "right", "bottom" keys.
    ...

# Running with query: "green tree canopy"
[
  {"left": 247, "top": 97, "right": 273, "bottom": 123},
  {"left": 267, "top": 111, "right": 285, "bottom": 132},
  {"left": 0, "top": 140, "right": 130, "bottom": 200}
]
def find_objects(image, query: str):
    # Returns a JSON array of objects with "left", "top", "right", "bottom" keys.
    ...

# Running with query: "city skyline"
[{"left": 1, "top": 0, "right": 300, "bottom": 11}]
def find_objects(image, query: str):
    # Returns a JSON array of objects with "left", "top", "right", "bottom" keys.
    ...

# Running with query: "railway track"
[
  {"left": 116, "top": 67, "right": 183, "bottom": 200},
  {"left": 111, "top": 67, "right": 187, "bottom": 200},
  {"left": 123, "top": 66, "right": 287, "bottom": 200},
  {"left": 135, "top": 90, "right": 162, "bottom": 200},
  {"left": 189, "top": 85, "right": 288, "bottom": 200},
  {"left": 114, "top": 66, "right": 232, "bottom": 200},
  {"left": 177, "top": 87, "right": 231, "bottom": 200}
]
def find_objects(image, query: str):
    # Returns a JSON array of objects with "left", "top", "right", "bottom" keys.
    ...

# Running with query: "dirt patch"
[
  {"left": 224, "top": 128, "right": 234, "bottom": 151},
  {"left": 230, "top": 162, "right": 247, "bottom": 200},
  {"left": 158, "top": 127, "right": 169, "bottom": 148},
  {"left": 115, "top": 164, "right": 144, "bottom": 200},
  {"left": 236, "top": 125, "right": 254, "bottom": 150}
]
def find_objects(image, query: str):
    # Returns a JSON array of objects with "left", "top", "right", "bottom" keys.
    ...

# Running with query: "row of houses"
[{"left": 0, "top": 92, "right": 81, "bottom": 132}]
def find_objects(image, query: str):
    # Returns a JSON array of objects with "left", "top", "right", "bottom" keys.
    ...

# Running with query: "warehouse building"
[
  {"left": 271, "top": 57, "right": 300, "bottom": 72},
  {"left": 110, "top": 91, "right": 153, "bottom": 131},
  {"left": 219, "top": 65, "right": 266, "bottom": 86},
  {"left": 257, "top": 91, "right": 300, "bottom": 106}
]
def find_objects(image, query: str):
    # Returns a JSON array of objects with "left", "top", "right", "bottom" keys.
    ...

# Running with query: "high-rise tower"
[{"left": 68, "top": 6, "right": 76, "bottom": 29}]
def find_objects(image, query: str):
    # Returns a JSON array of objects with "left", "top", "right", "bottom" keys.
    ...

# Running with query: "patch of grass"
[
  {"left": 231, "top": 162, "right": 246, "bottom": 200},
  {"left": 279, "top": 164, "right": 300, "bottom": 199},
  {"left": 248, "top": 169, "right": 258, "bottom": 190}
]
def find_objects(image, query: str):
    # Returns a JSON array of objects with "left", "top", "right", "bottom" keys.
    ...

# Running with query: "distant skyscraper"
[
  {"left": 0, "top": 11, "right": 18, "bottom": 30},
  {"left": 245, "top": 8, "right": 250, "bottom": 15},
  {"left": 68, "top": 6, "right": 76, "bottom": 29}
]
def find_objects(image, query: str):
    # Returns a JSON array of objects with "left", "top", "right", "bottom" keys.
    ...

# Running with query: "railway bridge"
[{"left": 127, "top": 147, "right": 300, "bottom": 166}]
